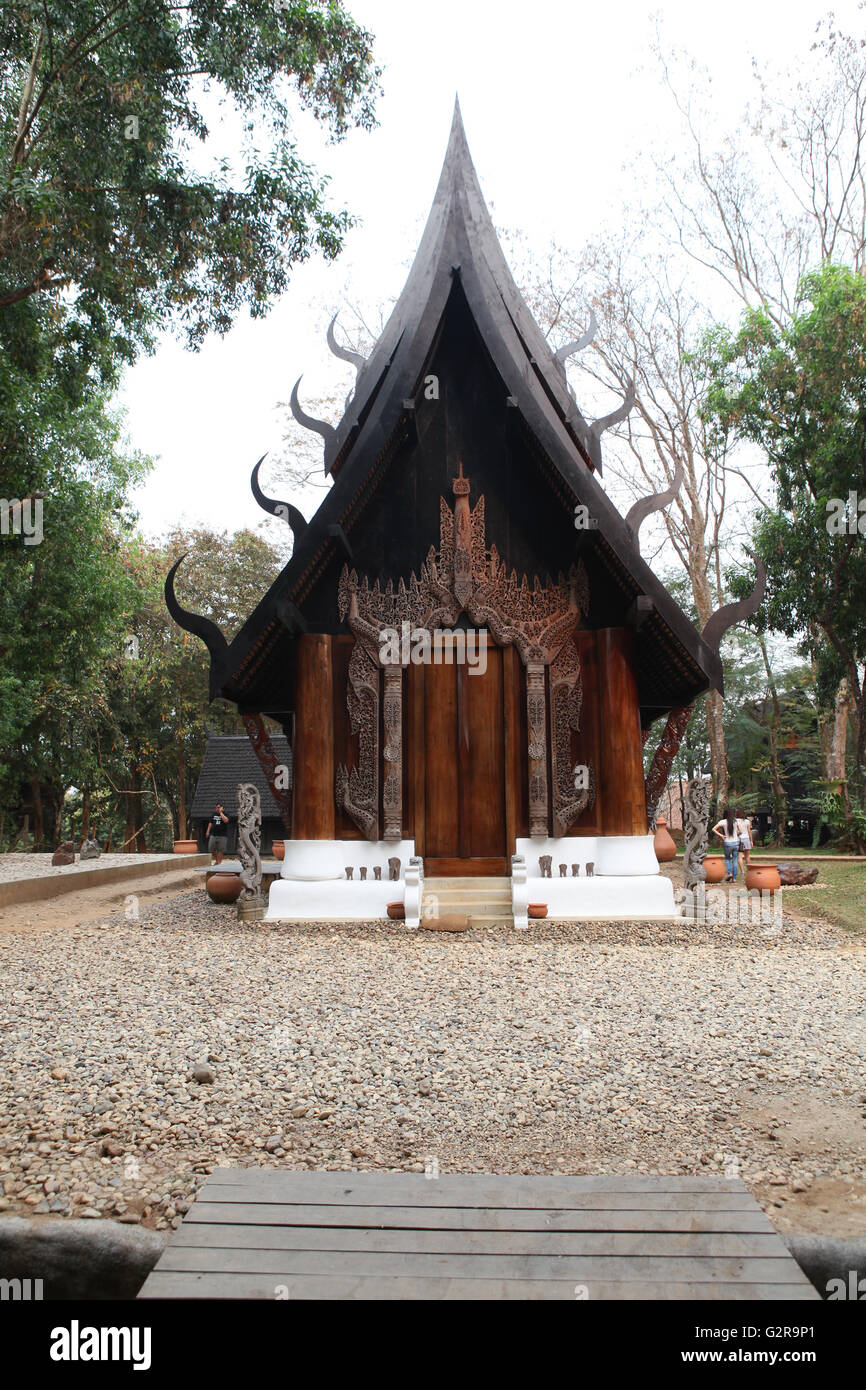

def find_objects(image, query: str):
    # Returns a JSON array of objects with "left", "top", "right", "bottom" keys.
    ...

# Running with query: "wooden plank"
[
  {"left": 166, "top": 1227, "right": 789, "bottom": 1259},
  {"left": 502, "top": 644, "right": 522, "bottom": 855},
  {"left": 409, "top": 659, "right": 425, "bottom": 854},
  {"left": 181, "top": 1204, "right": 775, "bottom": 1235},
  {"left": 202, "top": 1170, "right": 750, "bottom": 1198},
  {"left": 466, "top": 644, "right": 506, "bottom": 860},
  {"left": 423, "top": 660, "right": 458, "bottom": 858},
  {"left": 187, "top": 1194, "right": 759, "bottom": 1225},
  {"left": 148, "top": 1247, "right": 810, "bottom": 1283},
  {"left": 140, "top": 1271, "right": 817, "bottom": 1301},
  {"left": 140, "top": 1172, "right": 815, "bottom": 1301}
]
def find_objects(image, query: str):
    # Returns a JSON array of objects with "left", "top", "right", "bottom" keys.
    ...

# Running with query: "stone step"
[
  {"left": 423, "top": 877, "right": 512, "bottom": 890},
  {"left": 423, "top": 888, "right": 512, "bottom": 902}
]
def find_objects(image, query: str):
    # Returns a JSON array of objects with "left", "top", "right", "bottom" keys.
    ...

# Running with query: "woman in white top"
[
  {"left": 711, "top": 808, "right": 741, "bottom": 881},
  {"left": 736, "top": 814, "right": 753, "bottom": 871}
]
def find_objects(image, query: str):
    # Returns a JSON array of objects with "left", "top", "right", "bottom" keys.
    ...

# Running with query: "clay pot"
[
  {"left": 745, "top": 864, "right": 781, "bottom": 894},
  {"left": 173, "top": 839, "right": 198, "bottom": 855},
  {"left": 206, "top": 872, "right": 242, "bottom": 904},
  {"left": 703, "top": 857, "right": 726, "bottom": 884},
  {"left": 271, "top": 841, "right": 285, "bottom": 861},
  {"left": 528, "top": 903, "right": 548, "bottom": 919},
  {"left": 386, "top": 902, "right": 405, "bottom": 920},
  {"left": 653, "top": 816, "right": 677, "bottom": 863}
]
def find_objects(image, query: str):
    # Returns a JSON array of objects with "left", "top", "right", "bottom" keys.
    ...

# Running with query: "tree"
[
  {"left": 527, "top": 238, "right": 742, "bottom": 810},
  {"left": 0, "top": 0, "right": 380, "bottom": 385},
  {"left": 652, "top": 17, "right": 866, "bottom": 782},
  {"left": 0, "top": 398, "right": 150, "bottom": 844},
  {"left": 700, "top": 263, "right": 866, "bottom": 842}
]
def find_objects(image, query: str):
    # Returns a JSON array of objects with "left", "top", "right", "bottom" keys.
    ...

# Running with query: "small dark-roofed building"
[{"left": 191, "top": 734, "right": 292, "bottom": 853}]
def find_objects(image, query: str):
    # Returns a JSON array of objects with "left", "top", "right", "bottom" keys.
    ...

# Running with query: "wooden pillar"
[
  {"left": 526, "top": 661, "right": 549, "bottom": 838},
  {"left": 382, "top": 664, "right": 403, "bottom": 842},
  {"left": 292, "top": 634, "right": 335, "bottom": 839},
  {"left": 596, "top": 627, "right": 647, "bottom": 836}
]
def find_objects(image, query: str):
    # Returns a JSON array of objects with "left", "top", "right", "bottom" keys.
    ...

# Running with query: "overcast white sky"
[{"left": 119, "top": 0, "right": 865, "bottom": 538}]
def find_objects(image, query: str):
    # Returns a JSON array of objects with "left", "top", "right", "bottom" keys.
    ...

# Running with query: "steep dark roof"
[
  {"left": 191, "top": 735, "right": 292, "bottom": 820},
  {"left": 168, "top": 100, "right": 756, "bottom": 723},
  {"left": 320, "top": 96, "right": 600, "bottom": 479}
]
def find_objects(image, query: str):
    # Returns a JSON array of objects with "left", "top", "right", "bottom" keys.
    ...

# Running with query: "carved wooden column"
[
  {"left": 645, "top": 704, "right": 693, "bottom": 824},
  {"left": 292, "top": 633, "right": 335, "bottom": 839},
  {"left": 596, "top": 627, "right": 647, "bottom": 835},
  {"left": 526, "top": 661, "right": 549, "bottom": 837},
  {"left": 382, "top": 663, "right": 403, "bottom": 842}
]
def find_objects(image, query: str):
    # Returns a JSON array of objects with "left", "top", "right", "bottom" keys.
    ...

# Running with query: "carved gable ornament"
[{"left": 336, "top": 467, "right": 594, "bottom": 840}]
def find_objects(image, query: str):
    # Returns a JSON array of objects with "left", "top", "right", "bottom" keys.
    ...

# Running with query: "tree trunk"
[
  {"left": 758, "top": 635, "right": 787, "bottom": 845},
  {"left": 705, "top": 690, "right": 729, "bottom": 813},
  {"left": 81, "top": 789, "right": 91, "bottom": 843},
  {"left": 178, "top": 741, "right": 187, "bottom": 841},
  {"left": 30, "top": 778, "right": 44, "bottom": 849}
]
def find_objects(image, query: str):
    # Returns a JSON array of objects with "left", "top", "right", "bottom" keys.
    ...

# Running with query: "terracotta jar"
[
  {"left": 173, "top": 839, "right": 198, "bottom": 854},
  {"left": 653, "top": 816, "right": 677, "bottom": 863},
  {"left": 206, "top": 872, "right": 242, "bottom": 904},
  {"left": 528, "top": 903, "right": 548, "bottom": 919},
  {"left": 386, "top": 902, "right": 405, "bottom": 920},
  {"left": 746, "top": 864, "right": 781, "bottom": 894},
  {"left": 703, "top": 856, "right": 726, "bottom": 884},
  {"left": 271, "top": 841, "right": 285, "bottom": 861}
]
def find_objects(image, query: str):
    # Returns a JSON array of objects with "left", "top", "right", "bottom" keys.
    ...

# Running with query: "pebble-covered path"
[{"left": 0, "top": 894, "right": 864, "bottom": 1234}]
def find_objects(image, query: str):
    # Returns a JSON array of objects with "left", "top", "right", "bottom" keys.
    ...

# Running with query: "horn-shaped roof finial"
[
  {"left": 701, "top": 552, "right": 767, "bottom": 656},
  {"left": 326, "top": 314, "right": 367, "bottom": 378},
  {"left": 590, "top": 374, "right": 636, "bottom": 442},
  {"left": 250, "top": 454, "right": 308, "bottom": 544},
  {"left": 290, "top": 376, "right": 337, "bottom": 470},
  {"left": 554, "top": 309, "right": 599, "bottom": 366},
  {"left": 165, "top": 555, "right": 229, "bottom": 700},
  {"left": 625, "top": 459, "right": 684, "bottom": 543}
]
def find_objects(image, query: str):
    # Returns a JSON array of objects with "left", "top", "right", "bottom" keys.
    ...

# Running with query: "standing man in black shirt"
[{"left": 206, "top": 803, "right": 230, "bottom": 864}]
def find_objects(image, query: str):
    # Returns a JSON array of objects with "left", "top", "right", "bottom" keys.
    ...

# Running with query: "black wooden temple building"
[{"left": 167, "top": 101, "right": 762, "bottom": 876}]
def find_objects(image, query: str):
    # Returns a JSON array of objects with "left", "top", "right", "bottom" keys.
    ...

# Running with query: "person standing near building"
[
  {"left": 711, "top": 807, "right": 741, "bottom": 882},
  {"left": 206, "top": 802, "right": 230, "bottom": 865},
  {"left": 736, "top": 812, "right": 753, "bottom": 875}
]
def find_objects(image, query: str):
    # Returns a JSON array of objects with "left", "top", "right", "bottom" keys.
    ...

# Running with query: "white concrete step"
[{"left": 424, "top": 876, "right": 512, "bottom": 890}]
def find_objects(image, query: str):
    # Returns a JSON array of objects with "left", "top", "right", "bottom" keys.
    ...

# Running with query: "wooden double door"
[{"left": 416, "top": 636, "right": 516, "bottom": 875}]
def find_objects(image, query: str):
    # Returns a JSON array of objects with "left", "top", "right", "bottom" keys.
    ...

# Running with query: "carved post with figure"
[
  {"left": 237, "top": 782, "right": 264, "bottom": 922},
  {"left": 683, "top": 779, "right": 711, "bottom": 894}
]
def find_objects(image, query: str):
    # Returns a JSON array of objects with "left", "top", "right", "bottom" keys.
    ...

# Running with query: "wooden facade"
[{"left": 166, "top": 101, "right": 762, "bottom": 874}]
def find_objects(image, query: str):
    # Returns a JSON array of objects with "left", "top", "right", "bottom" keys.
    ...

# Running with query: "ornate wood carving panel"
[{"left": 335, "top": 466, "right": 590, "bottom": 843}]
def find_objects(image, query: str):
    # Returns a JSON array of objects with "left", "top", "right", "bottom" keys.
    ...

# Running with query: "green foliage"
[
  {"left": 0, "top": 0, "right": 380, "bottom": 379},
  {"left": 699, "top": 262, "right": 866, "bottom": 803}
]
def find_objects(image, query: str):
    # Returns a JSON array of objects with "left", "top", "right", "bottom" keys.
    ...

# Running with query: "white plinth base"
[
  {"left": 266, "top": 879, "right": 404, "bottom": 922},
  {"left": 512, "top": 834, "right": 675, "bottom": 926},
  {"left": 265, "top": 839, "right": 420, "bottom": 925}
]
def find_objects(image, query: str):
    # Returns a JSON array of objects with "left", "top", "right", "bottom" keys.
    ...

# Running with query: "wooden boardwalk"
[{"left": 139, "top": 1171, "right": 817, "bottom": 1300}]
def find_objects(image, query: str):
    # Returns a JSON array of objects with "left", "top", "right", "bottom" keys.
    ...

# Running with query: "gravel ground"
[
  {"left": 0, "top": 892, "right": 864, "bottom": 1236},
  {"left": 0, "top": 852, "right": 179, "bottom": 883}
]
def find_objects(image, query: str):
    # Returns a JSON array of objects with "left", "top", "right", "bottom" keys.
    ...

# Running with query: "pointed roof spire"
[{"left": 320, "top": 99, "right": 603, "bottom": 478}]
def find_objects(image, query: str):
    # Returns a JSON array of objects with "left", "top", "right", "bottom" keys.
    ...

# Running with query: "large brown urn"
[
  {"left": 745, "top": 864, "right": 781, "bottom": 894},
  {"left": 653, "top": 816, "right": 677, "bottom": 863},
  {"left": 703, "top": 857, "right": 726, "bottom": 884},
  {"left": 206, "top": 872, "right": 242, "bottom": 904}
]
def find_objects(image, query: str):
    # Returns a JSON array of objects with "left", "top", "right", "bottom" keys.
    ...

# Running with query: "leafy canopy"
[{"left": 0, "top": 0, "right": 381, "bottom": 372}]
